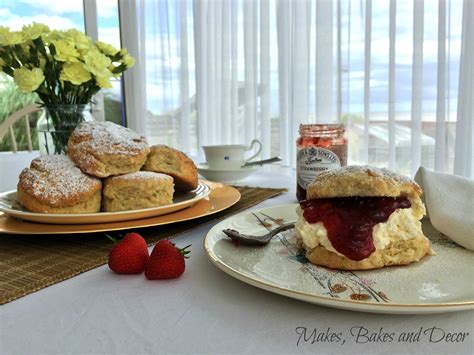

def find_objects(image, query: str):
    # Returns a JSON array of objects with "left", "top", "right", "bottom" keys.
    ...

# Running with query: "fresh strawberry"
[
  {"left": 145, "top": 240, "right": 191, "bottom": 280},
  {"left": 108, "top": 232, "right": 149, "bottom": 274}
]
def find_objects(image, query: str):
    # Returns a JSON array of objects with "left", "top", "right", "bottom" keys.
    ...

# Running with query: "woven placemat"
[{"left": 0, "top": 186, "right": 287, "bottom": 305}]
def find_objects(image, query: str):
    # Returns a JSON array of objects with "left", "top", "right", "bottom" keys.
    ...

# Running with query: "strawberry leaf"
[{"left": 105, "top": 233, "right": 118, "bottom": 244}]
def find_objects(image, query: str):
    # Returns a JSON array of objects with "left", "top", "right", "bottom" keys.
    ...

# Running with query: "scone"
[
  {"left": 17, "top": 155, "right": 102, "bottom": 214},
  {"left": 143, "top": 145, "right": 198, "bottom": 191},
  {"left": 102, "top": 171, "right": 174, "bottom": 212},
  {"left": 295, "top": 165, "right": 434, "bottom": 270},
  {"left": 68, "top": 121, "right": 150, "bottom": 178}
]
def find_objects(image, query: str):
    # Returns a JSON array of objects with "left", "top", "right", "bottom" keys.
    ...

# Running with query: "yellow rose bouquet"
[{"left": 0, "top": 23, "right": 135, "bottom": 154}]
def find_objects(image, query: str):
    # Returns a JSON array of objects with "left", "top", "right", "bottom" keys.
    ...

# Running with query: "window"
[
  {"left": 0, "top": 0, "right": 85, "bottom": 151},
  {"left": 96, "top": 0, "right": 124, "bottom": 126},
  {"left": 1, "top": 0, "right": 471, "bottom": 178},
  {"left": 134, "top": 0, "right": 467, "bottom": 177},
  {"left": 0, "top": 0, "right": 123, "bottom": 151}
]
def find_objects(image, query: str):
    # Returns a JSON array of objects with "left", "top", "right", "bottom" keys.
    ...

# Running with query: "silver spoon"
[
  {"left": 222, "top": 222, "right": 295, "bottom": 246},
  {"left": 243, "top": 156, "right": 282, "bottom": 167}
]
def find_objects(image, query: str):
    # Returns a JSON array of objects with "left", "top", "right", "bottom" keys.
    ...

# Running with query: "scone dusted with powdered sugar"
[
  {"left": 17, "top": 155, "right": 102, "bottom": 214},
  {"left": 102, "top": 171, "right": 174, "bottom": 212},
  {"left": 295, "top": 165, "right": 434, "bottom": 270},
  {"left": 67, "top": 121, "right": 150, "bottom": 178},
  {"left": 143, "top": 145, "right": 198, "bottom": 192}
]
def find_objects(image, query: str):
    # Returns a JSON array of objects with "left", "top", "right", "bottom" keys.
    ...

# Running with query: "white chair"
[{"left": 0, "top": 103, "right": 42, "bottom": 153}]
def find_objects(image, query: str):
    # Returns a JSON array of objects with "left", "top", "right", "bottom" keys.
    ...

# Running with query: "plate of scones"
[{"left": 0, "top": 121, "right": 212, "bottom": 225}]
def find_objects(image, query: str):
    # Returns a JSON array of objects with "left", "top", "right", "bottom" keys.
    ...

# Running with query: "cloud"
[
  {"left": 19, "top": 0, "right": 83, "bottom": 15},
  {"left": 0, "top": 12, "right": 80, "bottom": 30},
  {"left": 17, "top": 0, "right": 117, "bottom": 17},
  {"left": 0, "top": 8, "right": 12, "bottom": 17},
  {"left": 98, "top": 27, "right": 121, "bottom": 48},
  {"left": 96, "top": 0, "right": 119, "bottom": 18}
]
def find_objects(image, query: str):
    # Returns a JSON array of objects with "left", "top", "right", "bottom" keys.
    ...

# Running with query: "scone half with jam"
[{"left": 295, "top": 165, "right": 435, "bottom": 270}]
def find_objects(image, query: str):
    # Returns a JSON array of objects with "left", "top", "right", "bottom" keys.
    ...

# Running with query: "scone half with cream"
[{"left": 295, "top": 165, "right": 434, "bottom": 270}]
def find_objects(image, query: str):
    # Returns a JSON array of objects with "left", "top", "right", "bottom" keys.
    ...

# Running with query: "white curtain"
[
  {"left": 127, "top": 0, "right": 473, "bottom": 178},
  {"left": 453, "top": 0, "right": 473, "bottom": 177},
  {"left": 192, "top": 0, "right": 273, "bottom": 159},
  {"left": 118, "top": 0, "right": 147, "bottom": 134},
  {"left": 277, "top": 0, "right": 312, "bottom": 167}
]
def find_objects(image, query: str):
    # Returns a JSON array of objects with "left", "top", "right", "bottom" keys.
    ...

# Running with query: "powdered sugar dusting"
[
  {"left": 320, "top": 165, "right": 414, "bottom": 184},
  {"left": 70, "top": 121, "right": 148, "bottom": 155},
  {"left": 311, "top": 165, "right": 419, "bottom": 191},
  {"left": 19, "top": 155, "right": 101, "bottom": 205}
]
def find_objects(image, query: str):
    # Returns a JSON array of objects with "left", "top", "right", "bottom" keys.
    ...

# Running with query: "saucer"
[{"left": 197, "top": 164, "right": 259, "bottom": 183}]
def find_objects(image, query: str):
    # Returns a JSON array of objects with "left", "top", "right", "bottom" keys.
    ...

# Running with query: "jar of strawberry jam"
[{"left": 296, "top": 124, "right": 347, "bottom": 201}]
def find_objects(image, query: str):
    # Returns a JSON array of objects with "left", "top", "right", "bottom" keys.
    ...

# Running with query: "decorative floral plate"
[
  {"left": 204, "top": 204, "right": 474, "bottom": 314},
  {"left": 0, "top": 181, "right": 211, "bottom": 225}
]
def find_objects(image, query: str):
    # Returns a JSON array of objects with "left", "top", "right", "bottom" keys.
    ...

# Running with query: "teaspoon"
[{"left": 222, "top": 222, "right": 295, "bottom": 246}]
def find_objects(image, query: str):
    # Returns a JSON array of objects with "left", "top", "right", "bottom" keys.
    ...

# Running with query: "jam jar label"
[{"left": 297, "top": 147, "right": 341, "bottom": 189}]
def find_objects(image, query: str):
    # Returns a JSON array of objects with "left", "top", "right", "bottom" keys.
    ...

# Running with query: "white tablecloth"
[{"left": 1, "top": 164, "right": 473, "bottom": 354}]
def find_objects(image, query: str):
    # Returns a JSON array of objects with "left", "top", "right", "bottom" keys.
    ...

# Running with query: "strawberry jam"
[
  {"left": 300, "top": 196, "right": 411, "bottom": 261},
  {"left": 296, "top": 124, "right": 348, "bottom": 201}
]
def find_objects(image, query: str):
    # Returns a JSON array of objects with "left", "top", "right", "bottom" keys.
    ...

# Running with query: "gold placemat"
[{"left": 0, "top": 186, "right": 287, "bottom": 305}]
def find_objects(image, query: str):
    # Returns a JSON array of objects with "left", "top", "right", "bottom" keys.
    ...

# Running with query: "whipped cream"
[{"left": 295, "top": 206, "right": 425, "bottom": 257}]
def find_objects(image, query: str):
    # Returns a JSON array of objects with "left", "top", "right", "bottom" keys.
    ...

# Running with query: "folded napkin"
[{"left": 415, "top": 167, "right": 474, "bottom": 251}]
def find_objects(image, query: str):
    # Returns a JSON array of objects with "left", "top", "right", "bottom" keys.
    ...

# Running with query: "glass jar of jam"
[{"left": 296, "top": 124, "right": 348, "bottom": 201}]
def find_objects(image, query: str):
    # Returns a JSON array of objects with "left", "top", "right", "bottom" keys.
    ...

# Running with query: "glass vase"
[{"left": 37, "top": 104, "right": 93, "bottom": 155}]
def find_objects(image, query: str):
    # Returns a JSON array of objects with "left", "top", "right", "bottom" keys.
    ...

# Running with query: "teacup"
[{"left": 202, "top": 139, "right": 262, "bottom": 170}]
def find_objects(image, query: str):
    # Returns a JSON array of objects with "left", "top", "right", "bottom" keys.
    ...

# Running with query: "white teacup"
[{"left": 202, "top": 139, "right": 262, "bottom": 170}]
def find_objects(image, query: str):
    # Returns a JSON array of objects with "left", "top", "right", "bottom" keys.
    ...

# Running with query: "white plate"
[
  {"left": 0, "top": 181, "right": 211, "bottom": 225},
  {"left": 204, "top": 204, "right": 474, "bottom": 314},
  {"left": 197, "top": 164, "right": 259, "bottom": 183}
]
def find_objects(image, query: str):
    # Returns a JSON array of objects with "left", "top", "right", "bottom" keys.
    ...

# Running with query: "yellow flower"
[
  {"left": 95, "top": 73, "right": 113, "bottom": 89},
  {"left": 0, "top": 26, "right": 9, "bottom": 37},
  {"left": 53, "top": 39, "right": 79, "bottom": 62},
  {"left": 60, "top": 62, "right": 91, "bottom": 85},
  {"left": 0, "top": 29, "right": 24, "bottom": 46},
  {"left": 22, "top": 22, "right": 49, "bottom": 40},
  {"left": 65, "top": 29, "right": 92, "bottom": 50},
  {"left": 44, "top": 30, "right": 64, "bottom": 42},
  {"left": 123, "top": 54, "right": 135, "bottom": 68},
  {"left": 13, "top": 67, "right": 45, "bottom": 93},
  {"left": 83, "top": 50, "right": 111, "bottom": 76},
  {"left": 96, "top": 41, "right": 119, "bottom": 56},
  {"left": 0, "top": 26, "right": 9, "bottom": 45}
]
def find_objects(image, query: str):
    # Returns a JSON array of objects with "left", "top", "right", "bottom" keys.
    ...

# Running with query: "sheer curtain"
[
  {"left": 192, "top": 0, "right": 272, "bottom": 154},
  {"left": 126, "top": 0, "right": 473, "bottom": 178},
  {"left": 454, "top": 0, "right": 473, "bottom": 177}
]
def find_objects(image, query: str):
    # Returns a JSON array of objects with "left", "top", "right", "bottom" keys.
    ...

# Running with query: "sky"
[{"left": 0, "top": 0, "right": 463, "bottom": 118}]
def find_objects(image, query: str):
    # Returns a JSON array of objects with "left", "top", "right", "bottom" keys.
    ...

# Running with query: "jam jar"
[{"left": 296, "top": 124, "right": 348, "bottom": 201}]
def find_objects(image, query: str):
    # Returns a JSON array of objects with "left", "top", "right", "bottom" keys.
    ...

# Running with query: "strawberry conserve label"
[{"left": 297, "top": 147, "right": 341, "bottom": 189}]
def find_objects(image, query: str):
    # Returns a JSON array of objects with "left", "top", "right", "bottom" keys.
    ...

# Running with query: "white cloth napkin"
[{"left": 415, "top": 167, "right": 474, "bottom": 250}]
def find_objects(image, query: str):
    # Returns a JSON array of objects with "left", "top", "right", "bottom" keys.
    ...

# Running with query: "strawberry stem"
[{"left": 179, "top": 244, "right": 192, "bottom": 259}]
